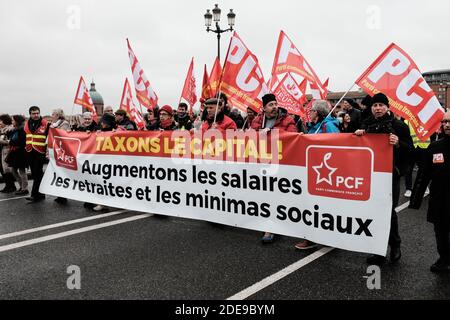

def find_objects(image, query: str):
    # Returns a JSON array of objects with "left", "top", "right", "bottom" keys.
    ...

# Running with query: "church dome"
[{"left": 89, "top": 81, "right": 104, "bottom": 105}]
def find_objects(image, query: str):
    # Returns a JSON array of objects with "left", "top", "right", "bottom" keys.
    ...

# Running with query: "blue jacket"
[{"left": 307, "top": 116, "right": 340, "bottom": 134}]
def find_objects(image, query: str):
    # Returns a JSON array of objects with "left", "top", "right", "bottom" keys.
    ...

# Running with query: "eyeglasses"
[{"left": 441, "top": 119, "right": 450, "bottom": 124}]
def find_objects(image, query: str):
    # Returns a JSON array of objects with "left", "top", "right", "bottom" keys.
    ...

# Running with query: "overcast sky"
[{"left": 1, "top": 0, "right": 449, "bottom": 116}]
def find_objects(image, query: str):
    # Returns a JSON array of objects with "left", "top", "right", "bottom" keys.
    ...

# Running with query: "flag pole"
[{"left": 314, "top": 83, "right": 356, "bottom": 134}]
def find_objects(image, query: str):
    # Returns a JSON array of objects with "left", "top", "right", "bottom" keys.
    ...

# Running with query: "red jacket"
[
  {"left": 251, "top": 113, "right": 297, "bottom": 132},
  {"left": 201, "top": 115, "right": 237, "bottom": 133}
]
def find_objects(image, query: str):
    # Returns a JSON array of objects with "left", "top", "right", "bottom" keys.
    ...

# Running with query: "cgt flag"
[
  {"left": 120, "top": 78, "right": 145, "bottom": 130},
  {"left": 180, "top": 57, "right": 197, "bottom": 114},
  {"left": 208, "top": 57, "right": 222, "bottom": 98},
  {"left": 221, "top": 32, "right": 269, "bottom": 113},
  {"left": 201, "top": 64, "right": 212, "bottom": 103},
  {"left": 73, "top": 76, "right": 98, "bottom": 121},
  {"left": 127, "top": 38, "right": 158, "bottom": 110},
  {"left": 356, "top": 43, "right": 445, "bottom": 141}
]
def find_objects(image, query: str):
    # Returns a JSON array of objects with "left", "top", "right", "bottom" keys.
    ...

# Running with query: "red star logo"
[{"left": 312, "top": 152, "right": 337, "bottom": 186}]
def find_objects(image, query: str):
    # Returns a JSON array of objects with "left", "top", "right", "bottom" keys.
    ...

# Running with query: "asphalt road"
[{"left": 0, "top": 176, "right": 449, "bottom": 300}]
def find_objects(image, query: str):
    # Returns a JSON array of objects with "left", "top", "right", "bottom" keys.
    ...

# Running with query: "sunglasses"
[{"left": 441, "top": 119, "right": 450, "bottom": 124}]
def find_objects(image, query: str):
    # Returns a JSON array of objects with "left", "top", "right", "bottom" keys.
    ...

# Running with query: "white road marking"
[
  {"left": 0, "top": 196, "right": 30, "bottom": 202},
  {"left": 227, "top": 195, "right": 428, "bottom": 300},
  {"left": 227, "top": 246, "right": 334, "bottom": 300},
  {"left": 0, "top": 213, "right": 152, "bottom": 254},
  {"left": 0, "top": 210, "right": 128, "bottom": 240}
]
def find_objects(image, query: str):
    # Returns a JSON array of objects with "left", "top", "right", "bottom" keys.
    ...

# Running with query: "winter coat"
[
  {"left": 307, "top": 116, "right": 340, "bottom": 134},
  {"left": 361, "top": 112, "right": 414, "bottom": 177},
  {"left": 201, "top": 115, "right": 237, "bottom": 132},
  {"left": 6, "top": 127, "right": 27, "bottom": 169},
  {"left": 409, "top": 135, "right": 450, "bottom": 227},
  {"left": 0, "top": 125, "right": 14, "bottom": 172},
  {"left": 251, "top": 111, "right": 297, "bottom": 132}
]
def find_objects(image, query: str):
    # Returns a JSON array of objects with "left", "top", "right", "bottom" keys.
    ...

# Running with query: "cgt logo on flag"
[
  {"left": 307, "top": 146, "right": 373, "bottom": 201},
  {"left": 53, "top": 136, "right": 81, "bottom": 171}
]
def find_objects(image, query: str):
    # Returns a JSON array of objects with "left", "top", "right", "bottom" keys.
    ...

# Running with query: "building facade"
[{"left": 423, "top": 69, "right": 449, "bottom": 109}]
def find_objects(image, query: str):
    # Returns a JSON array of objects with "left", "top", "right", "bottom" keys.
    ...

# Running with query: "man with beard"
[
  {"left": 24, "top": 106, "right": 50, "bottom": 203},
  {"left": 355, "top": 93, "right": 414, "bottom": 265},
  {"left": 251, "top": 93, "right": 297, "bottom": 243},
  {"left": 409, "top": 110, "right": 450, "bottom": 273},
  {"left": 251, "top": 93, "right": 297, "bottom": 133},
  {"left": 115, "top": 109, "right": 137, "bottom": 131},
  {"left": 174, "top": 103, "right": 193, "bottom": 131}
]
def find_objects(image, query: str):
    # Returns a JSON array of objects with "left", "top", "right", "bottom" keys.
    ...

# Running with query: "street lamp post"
[{"left": 204, "top": 4, "right": 236, "bottom": 62}]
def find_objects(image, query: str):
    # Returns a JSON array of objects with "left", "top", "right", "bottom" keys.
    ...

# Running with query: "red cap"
[{"left": 159, "top": 105, "right": 173, "bottom": 116}]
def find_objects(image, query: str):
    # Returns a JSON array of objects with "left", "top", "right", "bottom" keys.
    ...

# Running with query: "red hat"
[{"left": 159, "top": 105, "right": 173, "bottom": 116}]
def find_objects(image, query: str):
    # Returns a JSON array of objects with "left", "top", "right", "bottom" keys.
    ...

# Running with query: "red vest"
[{"left": 24, "top": 119, "right": 49, "bottom": 153}]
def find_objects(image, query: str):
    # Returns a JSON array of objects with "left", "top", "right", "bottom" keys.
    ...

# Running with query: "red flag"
[
  {"left": 120, "top": 78, "right": 145, "bottom": 130},
  {"left": 209, "top": 57, "right": 222, "bottom": 98},
  {"left": 73, "top": 76, "right": 98, "bottom": 121},
  {"left": 180, "top": 58, "right": 197, "bottom": 114},
  {"left": 201, "top": 64, "right": 212, "bottom": 102},
  {"left": 356, "top": 43, "right": 445, "bottom": 141},
  {"left": 273, "top": 73, "right": 303, "bottom": 116},
  {"left": 323, "top": 78, "right": 329, "bottom": 90},
  {"left": 127, "top": 39, "right": 158, "bottom": 110},
  {"left": 271, "top": 31, "right": 326, "bottom": 98},
  {"left": 221, "top": 32, "right": 269, "bottom": 113}
]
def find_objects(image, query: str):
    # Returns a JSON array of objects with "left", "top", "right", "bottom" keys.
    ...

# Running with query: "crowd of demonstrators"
[
  {"left": 409, "top": 110, "right": 450, "bottom": 273},
  {"left": 1, "top": 90, "right": 447, "bottom": 273},
  {"left": 355, "top": 93, "right": 414, "bottom": 265}
]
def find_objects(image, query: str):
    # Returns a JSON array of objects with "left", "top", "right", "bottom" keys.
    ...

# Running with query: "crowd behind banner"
[{"left": 0, "top": 91, "right": 449, "bottom": 273}]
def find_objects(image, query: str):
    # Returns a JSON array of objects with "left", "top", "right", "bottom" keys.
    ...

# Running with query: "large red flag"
[
  {"left": 209, "top": 57, "right": 222, "bottom": 98},
  {"left": 127, "top": 39, "right": 158, "bottom": 110},
  {"left": 271, "top": 31, "right": 327, "bottom": 98},
  {"left": 120, "top": 78, "right": 145, "bottom": 130},
  {"left": 73, "top": 76, "right": 98, "bottom": 121},
  {"left": 201, "top": 64, "right": 212, "bottom": 102},
  {"left": 356, "top": 43, "right": 445, "bottom": 141},
  {"left": 221, "top": 32, "right": 269, "bottom": 113},
  {"left": 180, "top": 57, "right": 197, "bottom": 114}
]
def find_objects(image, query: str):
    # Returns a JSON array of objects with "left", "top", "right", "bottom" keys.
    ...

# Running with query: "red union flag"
[
  {"left": 209, "top": 57, "right": 222, "bottom": 98},
  {"left": 272, "top": 31, "right": 327, "bottom": 98},
  {"left": 180, "top": 57, "right": 197, "bottom": 110},
  {"left": 73, "top": 76, "right": 98, "bottom": 121},
  {"left": 120, "top": 78, "right": 145, "bottom": 130},
  {"left": 127, "top": 39, "right": 158, "bottom": 110},
  {"left": 201, "top": 64, "right": 212, "bottom": 102},
  {"left": 273, "top": 73, "right": 306, "bottom": 116},
  {"left": 221, "top": 32, "right": 268, "bottom": 112},
  {"left": 356, "top": 43, "right": 445, "bottom": 141}
]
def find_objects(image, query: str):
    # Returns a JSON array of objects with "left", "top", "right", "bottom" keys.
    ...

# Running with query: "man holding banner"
[{"left": 355, "top": 93, "right": 414, "bottom": 265}]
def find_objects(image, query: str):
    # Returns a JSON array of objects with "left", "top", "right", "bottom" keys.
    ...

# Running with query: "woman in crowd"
[{"left": 7, "top": 115, "right": 28, "bottom": 195}]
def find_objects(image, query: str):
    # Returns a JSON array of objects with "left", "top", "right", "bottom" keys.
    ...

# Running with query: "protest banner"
[{"left": 41, "top": 129, "right": 393, "bottom": 255}]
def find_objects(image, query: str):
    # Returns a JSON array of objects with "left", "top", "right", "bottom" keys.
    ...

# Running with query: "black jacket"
[
  {"left": 174, "top": 114, "right": 193, "bottom": 131},
  {"left": 117, "top": 117, "right": 137, "bottom": 131},
  {"left": 347, "top": 107, "right": 362, "bottom": 133},
  {"left": 409, "top": 136, "right": 450, "bottom": 227},
  {"left": 77, "top": 121, "right": 98, "bottom": 132},
  {"left": 361, "top": 112, "right": 414, "bottom": 177}
]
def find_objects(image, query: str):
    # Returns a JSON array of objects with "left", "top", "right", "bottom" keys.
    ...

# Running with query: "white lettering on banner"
[
  {"left": 418, "top": 96, "right": 442, "bottom": 124},
  {"left": 278, "top": 35, "right": 301, "bottom": 64}
]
